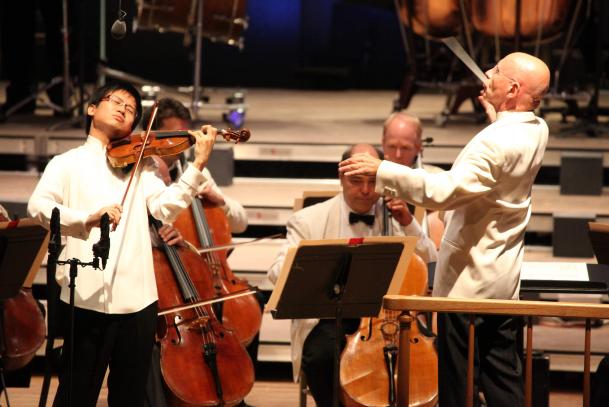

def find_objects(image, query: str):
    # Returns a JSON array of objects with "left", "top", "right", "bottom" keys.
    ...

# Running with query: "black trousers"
[
  {"left": 437, "top": 313, "right": 524, "bottom": 407},
  {"left": 53, "top": 301, "right": 158, "bottom": 407},
  {"left": 301, "top": 318, "right": 360, "bottom": 407}
]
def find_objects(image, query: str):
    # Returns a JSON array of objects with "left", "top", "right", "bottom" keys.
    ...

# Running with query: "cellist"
[
  {"left": 27, "top": 82, "right": 218, "bottom": 407},
  {"left": 142, "top": 97, "right": 248, "bottom": 234},
  {"left": 267, "top": 144, "right": 437, "bottom": 407},
  {"left": 141, "top": 97, "right": 256, "bottom": 407},
  {"left": 381, "top": 112, "right": 444, "bottom": 249}
]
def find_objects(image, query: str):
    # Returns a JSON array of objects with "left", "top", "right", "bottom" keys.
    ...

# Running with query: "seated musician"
[
  {"left": 143, "top": 97, "right": 254, "bottom": 407},
  {"left": 267, "top": 143, "right": 437, "bottom": 406},
  {"left": 382, "top": 111, "right": 444, "bottom": 249},
  {"left": 143, "top": 97, "right": 247, "bottom": 234}
]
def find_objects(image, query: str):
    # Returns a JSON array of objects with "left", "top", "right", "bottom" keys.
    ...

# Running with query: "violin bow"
[
  {"left": 119, "top": 101, "right": 159, "bottom": 208},
  {"left": 157, "top": 288, "right": 258, "bottom": 316},
  {"left": 196, "top": 233, "right": 284, "bottom": 255}
]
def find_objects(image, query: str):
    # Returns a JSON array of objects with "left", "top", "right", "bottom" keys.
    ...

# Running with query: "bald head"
[
  {"left": 340, "top": 144, "right": 381, "bottom": 214},
  {"left": 342, "top": 144, "right": 382, "bottom": 161},
  {"left": 483, "top": 52, "right": 550, "bottom": 112}
]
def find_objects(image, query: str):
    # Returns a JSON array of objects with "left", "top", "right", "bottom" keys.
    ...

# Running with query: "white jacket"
[
  {"left": 267, "top": 193, "right": 437, "bottom": 380},
  {"left": 376, "top": 111, "right": 548, "bottom": 300}
]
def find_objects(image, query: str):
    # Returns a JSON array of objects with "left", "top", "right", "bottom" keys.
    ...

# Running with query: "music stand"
[
  {"left": 267, "top": 236, "right": 417, "bottom": 407},
  {"left": 0, "top": 219, "right": 49, "bottom": 406}
]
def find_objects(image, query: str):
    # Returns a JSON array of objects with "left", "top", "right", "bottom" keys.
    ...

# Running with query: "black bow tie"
[{"left": 349, "top": 212, "right": 375, "bottom": 226}]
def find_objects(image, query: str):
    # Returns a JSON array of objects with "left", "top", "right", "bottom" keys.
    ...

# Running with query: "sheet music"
[{"left": 521, "top": 262, "right": 590, "bottom": 282}]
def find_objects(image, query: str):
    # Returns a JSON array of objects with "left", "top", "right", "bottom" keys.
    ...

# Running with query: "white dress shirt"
[
  {"left": 199, "top": 167, "right": 248, "bottom": 233},
  {"left": 28, "top": 136, "right": 207, "bottom": 314}
]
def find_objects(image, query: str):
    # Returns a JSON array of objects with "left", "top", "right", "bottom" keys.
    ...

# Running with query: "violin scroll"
[{"left": 219, "top": 128, "right": 250, "bottom": 143}]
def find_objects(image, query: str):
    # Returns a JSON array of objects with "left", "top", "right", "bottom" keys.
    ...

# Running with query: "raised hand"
[
  {"left": 191, "top": 125, "right": 217, "bottom": 171},
  {"left": 338, "top": 153, "right": 382, "bottom": 177},
  {"left": 86, "top": 204, "right": 122, "bottom": 232}
]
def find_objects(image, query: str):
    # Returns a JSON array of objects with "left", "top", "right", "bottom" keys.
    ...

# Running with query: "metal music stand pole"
[
  {"left": 42, "top": 209, "right": 108, "bottom": 407},
  {"left": 61, "top": 0, "right": 71, "bottom": 115},
  {"left": 192, "top": 0, "right": 205, "bottom": 120}
]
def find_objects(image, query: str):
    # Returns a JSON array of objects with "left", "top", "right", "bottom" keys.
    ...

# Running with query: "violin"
[
  {"left": 151, "top": 216, "right": 255, "bottom": 406},
  {"left": 340, "top": 254, "right": 438, "bottom": 406},
  {"left": 106, "top": 129, "right": 250, "bottom": 168},
  {"left": 0, "top": 213, "right": 46, "bottom": 371}
]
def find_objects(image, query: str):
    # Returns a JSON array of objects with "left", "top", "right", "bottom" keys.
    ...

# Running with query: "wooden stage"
[{"left": 2, "top": 85, "right": 609, "bottom": 405}]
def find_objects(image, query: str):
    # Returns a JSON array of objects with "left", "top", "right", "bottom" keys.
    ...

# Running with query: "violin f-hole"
[{"left": 172, "top": 315, "right": 183, "bottom": 345}]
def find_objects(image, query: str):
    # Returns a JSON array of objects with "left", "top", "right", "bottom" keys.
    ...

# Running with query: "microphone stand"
[{"left": 45, "top": 209, "right": 110, "bottom": 407}]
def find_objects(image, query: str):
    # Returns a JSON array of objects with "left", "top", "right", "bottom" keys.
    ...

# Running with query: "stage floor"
[{"left": 6, "top": 373, "right": 587, "bottom": 407}]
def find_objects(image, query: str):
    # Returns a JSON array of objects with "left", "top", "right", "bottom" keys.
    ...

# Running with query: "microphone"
[
  {"left": 111, "top": 19, "right": 127, "bottom": 40},
  {"left": 49, "top": 207, "right": 62, "bottom": 260},
  {"left": 93, "top": 213, "right": 111, "bottom": 269},
  {"left": 111, "top": 1, "right": 127, "bottom": 40}
]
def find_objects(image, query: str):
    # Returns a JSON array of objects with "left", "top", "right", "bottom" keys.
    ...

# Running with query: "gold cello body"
[{"left": 340, "top": 254, "right": 438, "bottom": 407}]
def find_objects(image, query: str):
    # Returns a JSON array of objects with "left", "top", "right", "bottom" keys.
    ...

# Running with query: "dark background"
[
  {"left": 1, "top": 0, "right": 407, "bottom": 90},
  {"left": 1, "top": 0, "right": 608, "bottom": 96}
]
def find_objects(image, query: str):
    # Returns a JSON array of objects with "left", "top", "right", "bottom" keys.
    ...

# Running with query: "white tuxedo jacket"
[{"left": 376, "top": 111, "right": 548, "bottom": 300}]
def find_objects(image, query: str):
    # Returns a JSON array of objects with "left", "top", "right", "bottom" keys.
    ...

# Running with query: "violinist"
[
  {"left": 339, "top": 52, "right": 551, "bottom": 407},
  {"left": 27, "top": 82, "right": 218, "bottom": 407},
  {"left": 267, "top": 144, "right": 437, "bottom": 407}
]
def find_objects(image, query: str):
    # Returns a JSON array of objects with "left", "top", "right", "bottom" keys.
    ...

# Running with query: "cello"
[
  {"left": 151, "top": 215, "right": 255, "bottom": 406},
  {"left": 172, "top": 157, "right": 262, "bottom": 346},
  {"left": 340, "top": 253, "right": 438, "bottom": 407},
  {"left": 0, "top": 212, "right": 46, "bottom": 371}
]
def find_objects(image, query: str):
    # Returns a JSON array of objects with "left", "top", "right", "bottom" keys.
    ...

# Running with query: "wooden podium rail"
[{"left": 383, "top": 296, "right": 609, "bottom": 407}]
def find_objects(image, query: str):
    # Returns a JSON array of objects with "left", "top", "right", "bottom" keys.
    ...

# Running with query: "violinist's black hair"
[{"left": 85, "top": 81, "right": 143, "bottom": 135}]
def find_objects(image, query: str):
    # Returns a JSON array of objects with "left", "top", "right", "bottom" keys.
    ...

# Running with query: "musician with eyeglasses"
[
  {"left": 339, "top": 52, "right": 551, "bottom": 407},
  {"left": 267, "top": 144, "right": 437, "bottom": 406},
  {"left": 28, "top": 82, "right": 217, "bottom": 407}
]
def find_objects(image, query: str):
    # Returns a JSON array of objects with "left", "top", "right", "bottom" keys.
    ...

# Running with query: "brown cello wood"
[
  {"left": 173, "top": 198, "right": 262, "bottom": 346},
  {"left": 427, "top": 211, "right": 445, "bottom": 251},
  {"left": 2, "top": 288, "right": 46, "bottom": 371},
  {"left": 152, "top": 218, "right": 254, "bottom": 406},
  {"left": 340, "top": 253, "right": 438, "bottom": 407},
  {"left": 0, "top": 213, "right": 46, "bottom": 371}
]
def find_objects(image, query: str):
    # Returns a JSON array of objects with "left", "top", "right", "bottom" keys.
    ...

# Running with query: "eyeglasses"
[
  {"left": 101, "top": 95, "right": 137, "bottom": 116},
  {"left": 489, "top": 65, "right": 518, "bottom": 84}
]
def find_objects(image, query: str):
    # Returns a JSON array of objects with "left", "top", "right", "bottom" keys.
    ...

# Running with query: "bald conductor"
[{"left": 339, "top": 52, "right": 551, "bottom": 406}]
